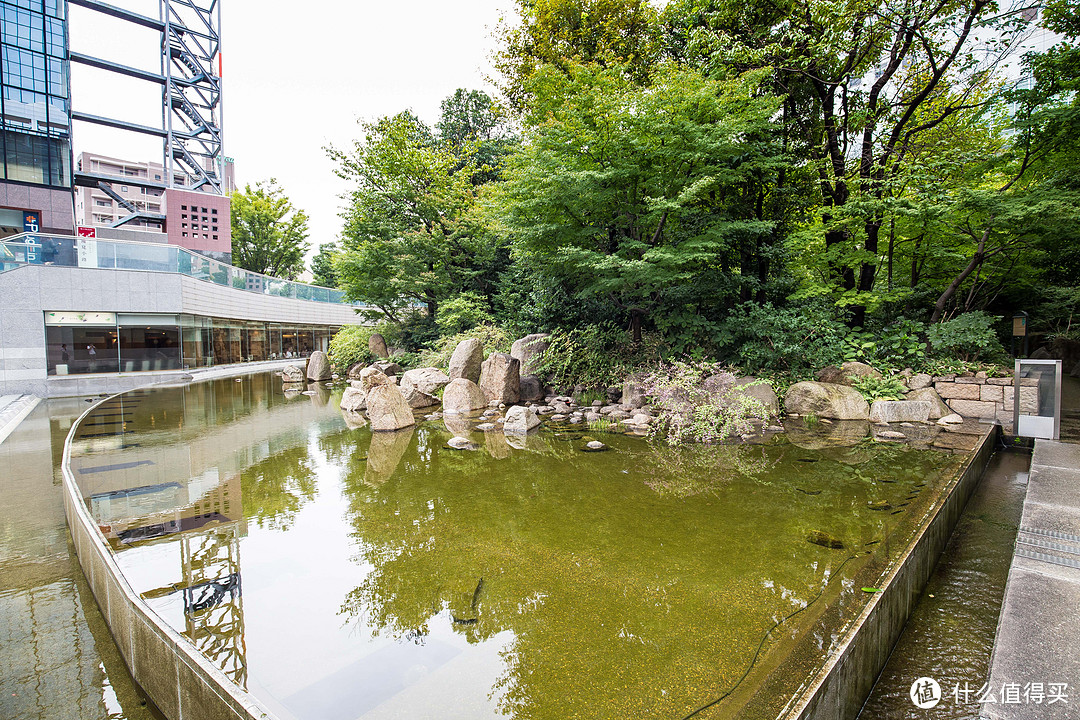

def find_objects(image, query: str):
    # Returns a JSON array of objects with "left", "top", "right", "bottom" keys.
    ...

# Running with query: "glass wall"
[
  {"left": 45, "top": 325, "right": 119, "bottom": 375},
  {"left": 117, "top": 314, "right": 180, "bottom": 371}
]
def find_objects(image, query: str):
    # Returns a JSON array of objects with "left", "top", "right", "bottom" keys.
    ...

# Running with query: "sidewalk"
[
  {"left": 985, "top": 440, "right": 1080, "bottom": 719},
  {"left": 0, "top": 393, "right": 41, "bottom": 445}
]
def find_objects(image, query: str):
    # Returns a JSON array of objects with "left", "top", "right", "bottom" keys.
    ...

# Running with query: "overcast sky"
[{"left": 68, "top": 0, "right": 516, "bottom": 263}]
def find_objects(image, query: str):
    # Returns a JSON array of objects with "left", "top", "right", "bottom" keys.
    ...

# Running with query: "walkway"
[
  {"left": 0, "top": 394, "right": 40, "bottom": 445},
  {"left": 985, "top": 438, "right": 1080, "bottom": 719}
]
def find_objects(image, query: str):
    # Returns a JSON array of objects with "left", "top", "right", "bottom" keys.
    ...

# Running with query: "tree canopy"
[{"left": 230, "top": 179, "right": 310, "bottom": 279}]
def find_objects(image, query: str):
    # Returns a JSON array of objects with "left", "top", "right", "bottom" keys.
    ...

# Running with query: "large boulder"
[
  {"left": 442, "top": 378, "right": 488, "bottom": 414},
  {"left": 369, "top": 333, "right": 389, "bottom": 359},
  {"left": 621, "top": 381, "right": 646, "bottom": 409},
  {"left": 732, "top": 377, "right": 779, "bottom": 417},
  {"left": 869, "top": 400, "right": 932, "bottom": 424},
  {"left": 400, "top": 383, "right": 440, "bottom": 409},
  {"left": 503, "top": 405, "right": 541, "bottom": 434},
  {"left": 366, "top": 384, "right": 416, "bottom": 431},
  {"left": 340, "top": 386, "right": 367, "bottom": 412},
  {"left": 904, "top": 387, "right": 951, "bottom": 420},
  {"left": 479, "top": 352, "right": 521, "bottom": 405},
  {"left": 346, "top": 362, "right": 366, "bottom": 381},
  {"left": 374, "top": 361, "right": 402, "bottom": 377},
  {"left": 519, "top": 375, "right": 544, "bottom": 402},
  {"left": 400, "top": 367, "right": 450, "bottom": 395},
  {"left": 784, "top": 381, "right": 870, "bottom": 420},
  {"left": 510, "top": 333, "right": 551, "bottom": 376},
  {"left": 816, "top": 361, "right": 882, "bottom": 386},
  {"left": 448, "top": 338, "right": 484, "bottom": 383},
  {"left": 906, "top": 373, "right": 933, "bottom": 391},
  {"left": 282, "top": 364, "right": 305, "bottom": 383},
  {"left": 306, "top": 350, "right": 332, "bottom": 381},
  {"left": 358, "top": 366, "right": 391, "bottom": 393}
]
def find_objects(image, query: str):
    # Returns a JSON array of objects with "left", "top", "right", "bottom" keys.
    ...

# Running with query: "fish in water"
[
  {"left": 807, "top": 530, "right": 845, "bottom": 549},
  {"left": 796, "top": 488, "right": 822, "bottom": 496}
]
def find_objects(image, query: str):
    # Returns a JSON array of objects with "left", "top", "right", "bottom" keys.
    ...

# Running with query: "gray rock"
[
  {"left": 340, "top": 386, "right": 367, "bottom": 412},
  {"left": 400, "top": 384, "right": 440, "bottom": 409},
  {"left": 306, "top": 350, "right": 332, "bottom": 381},
  {"left": 875, "top": 430, "right": 907, "bottom": 440},
  {"left": 358, "top": 366, "right": 391, "bottom": 393},
  {"left": 632, "top": 413, "right": 652, "bottom": 425},
  {"left": 400, "top": 367, "right": 451, "bottom": 395},
  {"left": 447, "top": 436, "right": 476, "bottom": 450},
  {"left": 868, "top": 400, "right": 932, "bottom": 424},
  {"left": 369, "top": 333, "right": 389, "bottom": 359},
  {"left": 621, "top": 381, "right": 646, "bottom": 409},
  {"left": 340, "top": 409, "right": 367, "bottom": 430},
  {"left": 374, "top": 361, "right": 402, "bottom": 377},
  {"left": 503, "top": 405, "right": 541, "bottom": 435},
  {"left": 366, "top": 384, "right": 416, "bottom": 431},
  {"left": 479, "top": 352, "right": 520, "bottom": 405},
  {"left": 586, "top": 441, "right": 607, "bottom": 450},
  {"left": 585, "top": 412, "right": 601, "bottom": 422},
  {"left": 937, "top": 413, "right": 964, "bottom": 425},
  {"left": 448, "top": 338, "right": 484, "bottom": 383},
  {"left": 347, "top": 362, "right": 366, "bottom": 380},
  {"left": 905, "top": 387, "right": 951, "bottom": 420},
  {"left": 816, "top": 361, "right": 882, "bottom": 386},
  {"left": 732, "top": 377, "right": 779, "bottom": 417},
  {"left": 519, "top": 375, "right": 544, "bottom": 402},
  {"left": 783, "top": 381, "right": 870, "bottom": 420},
  {"left": 510, "top": 333, "right": 551, "bottom": 376},
  {"left": 442, "top": 378, "right": 487, "bottom": 414},
  {"left": 282, "top": 364, "right": 305, "bottom": 383},
  {"left": 907, "top": 373, "right": 933, "bottom": 390},
  {"left": 476, "top": 422, "right": 496, "bottom": 431}
]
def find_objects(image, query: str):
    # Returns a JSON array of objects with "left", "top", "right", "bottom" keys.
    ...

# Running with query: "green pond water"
[{"left": 66, "top": 372, "right": 970, "bottom": 720}]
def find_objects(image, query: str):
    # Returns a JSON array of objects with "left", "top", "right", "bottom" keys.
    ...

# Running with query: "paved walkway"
[{"left": 986, "top": 439, "right": 1080, "bottom": 719}]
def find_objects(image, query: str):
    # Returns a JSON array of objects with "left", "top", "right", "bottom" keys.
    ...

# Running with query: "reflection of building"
[{"left": 0, "top": 0, "right": 76, "bottom": 238}]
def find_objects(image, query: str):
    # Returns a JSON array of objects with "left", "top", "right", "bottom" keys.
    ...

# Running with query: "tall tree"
[
  {"left": 230, "top": 179, "right": 310, "bottom": 279},
  {"left": 310, "top": 242, "right": 340, "bottom": 288}
]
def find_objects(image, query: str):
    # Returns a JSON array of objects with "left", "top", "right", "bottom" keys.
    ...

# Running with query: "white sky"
[{"left": 68, "top": 0, "right": 517, "bottom": 262}]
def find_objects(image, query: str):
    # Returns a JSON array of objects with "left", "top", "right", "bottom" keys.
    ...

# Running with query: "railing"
[{"left": 0, "top": 233, "right": 358, "bottom": 306}]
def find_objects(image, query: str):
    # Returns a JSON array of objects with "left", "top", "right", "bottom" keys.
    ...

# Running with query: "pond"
[{"left": 66, "top": 372, "right": 969, "bottom": 720}]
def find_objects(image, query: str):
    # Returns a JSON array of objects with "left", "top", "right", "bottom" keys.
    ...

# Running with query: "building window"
[
  {"left": 211, "top": 208, "right": 217, "bottom": 214},
  {"left": 181, "top": 222, "right": 187, "bottom": 228},
  {"left": 182, "top": 232, "right": 187, "bottom": 237},
  {"left": 182, "top": 205, "right": 187, "bottom": 210},
  {"left": 212, "top": 235, "right": 218, "bottom": 240},
  {"left": 120, "top": 185, "right": 128, "bottom": 192}
]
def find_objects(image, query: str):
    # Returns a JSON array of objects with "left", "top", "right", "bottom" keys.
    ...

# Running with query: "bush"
[
  {"left": 714, "top": 302, "right": 848, "bottom": 374},
  {"left": 843, "top": 318, "right": 926, "bottom": 369},
  {"left": 414, "top": 324, "right": 513, "bottom": 369},
  {"left": 851, "top": 375, "right": 907, "bottom": 403},
  {"left": 926, "top": 312, "right": 1005, "bottom": 362},
  {"left": 328, "top": 325, "right": 377, "bottom": 372},
  {"left": 533, "top": 324, "right": 667, "bottom": 389},
  {"left": 639, "top": 361, "right": 772, "bottom": 444},
  {"left": 436, "top": 292, "right": 496, "bottom": 337}
]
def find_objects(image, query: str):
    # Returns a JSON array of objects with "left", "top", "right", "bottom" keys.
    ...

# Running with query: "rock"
[
  {"left": 621, "top": 381, "right": 646, "bottom": 409},
  {"left": 519, "top": 375, "right": 544, "bottom": 402},
  {"left": 905, "top": 387, "right": 951, "bottom": 420},
  {"left": 510, "top": 333, "right": 551, "bottom": 376},
  {"left": 584, "top": 440, "right": 608, "bottom": 451},
  {"left": 937, "top": 413, "right": 964, "bottom": 425},
  {"left": 875, "top": 430, "right": 907, "bottom": 440},
  {"left": 400, "top": 367, "right": 451, "bottom": 395},
  {"left": 783, "top": 381, "right": 870, "bottom": 420},
  {"left": 374, "top": 361, "right": 402, "bottom": 377},
  {"left": 551, "top": 414, "right": 567, "bottom": 421},
  {"left": 340, "top": 409, "right": 367, "bottom": 430},
  {"left": 448, "top": 338, "right": 484, "bottom": 383},
  {"left": 366, "top": 384, "right": 416, "bottom": 431},
  {"left": 632, "top": 413, "right": 652, "bottom": 425},
  {"left": 503, "top": 405, "right": 541, "bottom": 435},
  {"left": 1071, "top": 361, "right": 1080, "bottom": 378},
  {"left": 340, "top": 387, "right": 367, "bottom": 412},
  {"left": 816, "top": 362, "right": 881, "bottom": 386},
  {"left": 869, "top": 400, "right": 932, "bottom": 424},
  {"left": 553, "top": 401, "right": 572, "bottom": 414},
  {"left": 400, "top": 383, "right": 440, "bottom": 409},
  {"left": 347, "top": 362, "right": 366, "bottom": 380},
  {"left": 585, "top": 412, "right": 601, "bottom": 422},
  {"left": 907, "top": 373, "right": 933, "bottom": 390},
  {"left": 365, "top": 427, "right": 414, "bottom": 485},
  {"left": 282, "top": 364, "right": 305, "bottom": 383},
  {"left": 358, "top": 366, "right": 391, "bottom": 393},
  {"left": 447, "top": 436, "right": 477, "bottom": 450},
  {"left": 479, "top": 352, "right": 520, "bottom": 405},
  {"left": 606, "top": 386, "right": 622, "bottom": 404},
  {"left": 476, "top": 423, "right": 496, "bottom": 431},
  {"left": 946, "top": 398, "right": 998, "bottom": 419},
  {"left": 369, "top": 333, "right": 389, "bottom": 359},
  {"left": 807, "top": 530, "right": 845, "bottom": 550},
  {"left": 732, "top": 377, "right": 780, "bottom": 417},
  {"left": 442, "top": 378, "right": 488, "bottom": 414},
  {"left": 306, "top": 350, "right": 332, "bottom": 381},
  {"left": 1030, "top": 346, "right": 1051, "bottom": 360}
]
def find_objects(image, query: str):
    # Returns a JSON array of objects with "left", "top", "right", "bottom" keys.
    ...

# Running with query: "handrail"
[{"left": 1, "top": 232, "right": 361, "bottom": 307}]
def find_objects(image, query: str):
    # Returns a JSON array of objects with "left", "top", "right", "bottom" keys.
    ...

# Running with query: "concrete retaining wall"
[
  {"left": 932, "top": 374, "right": 1036, "bottom": 428},
  {"left": 62, "top": 385, "right": 280, "bottom": 720},
  {"left": 785, "top": 426, "right": 997, "bottom": 720}
]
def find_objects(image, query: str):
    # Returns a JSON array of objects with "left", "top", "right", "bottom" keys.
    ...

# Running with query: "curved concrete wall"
[{"left": 63, "top": 389, "right": 281, "bottom": 720}]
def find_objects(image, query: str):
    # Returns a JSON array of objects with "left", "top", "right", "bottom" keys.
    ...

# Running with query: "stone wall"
[{"left": 931, "top": 373, "right": 1036, "bottom": 428}]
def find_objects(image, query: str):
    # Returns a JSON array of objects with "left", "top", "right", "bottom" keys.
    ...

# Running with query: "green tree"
[
  {"left": 310, "top": 241, "right": 339, "bottom": 288},
  {"left": 230, "top": 179, "right": 310, "bottom": 279},
  {"left": 492, "top": 62, "right": 787, "bottom": 344}
]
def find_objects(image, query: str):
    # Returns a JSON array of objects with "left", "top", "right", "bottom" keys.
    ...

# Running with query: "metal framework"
[{"left": 69, "top": 0, "right": 224, "bottom": 227}]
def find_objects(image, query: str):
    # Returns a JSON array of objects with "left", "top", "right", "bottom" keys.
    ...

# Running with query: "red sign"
[{"left": 77, "top": 226, "right": 97, "bottom": 238}]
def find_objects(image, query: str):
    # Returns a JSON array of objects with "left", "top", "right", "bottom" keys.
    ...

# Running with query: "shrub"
[
  {"left": 714, "top": 302, "right": 848, "bottom": 374},
  {"left": 435, "top": 292, "right": 496, "bottom": 337},
  {"left": 414, "top": 324, "right": 513, "bottom": 369},
  {"left": 639, "top": 361, "right": 772, "bottom": 444},
  {"left": 533, "top": 324, "right": 667, "bottom": 389},
  {"left": 926, "top": 311, "right": 1005, "bottom": 362},
  {"left": 843, "top": 318, "right": 926, "bottom": 369},
  {"left": 328, "top": 325, "right": 376, "bottom": 372},
  {"left": 851, "top": 375, "right": 908, "bottom": 403}
]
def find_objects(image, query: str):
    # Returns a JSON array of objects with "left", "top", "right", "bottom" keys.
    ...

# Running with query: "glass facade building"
[{"left": 0, "top": 0, "right": 71, "bottom": 187}]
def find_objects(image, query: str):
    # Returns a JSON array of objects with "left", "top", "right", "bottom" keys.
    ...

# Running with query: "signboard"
[
  {"left": 44, "top": 311, "right": 117, "bottom": 326},
  {"left": 23, "top": 211, "right": 41, "bottom": 264},
  {"left": 77, "top": 226, "right": 97, "bottom": 238},
  {"left": 77, "top": 238, "right": 99, "bottom": 268},
  {"left": 1012, "top": 316, "right": 1027, "bottom": 337}
]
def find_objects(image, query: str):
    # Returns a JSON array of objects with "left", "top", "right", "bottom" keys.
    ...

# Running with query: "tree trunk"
[
  {"left": 629, "top": 310, "right": 643, "bottom": 344},
  {"left": 930, "top": 224, "right": 991, "bottom": 323}
]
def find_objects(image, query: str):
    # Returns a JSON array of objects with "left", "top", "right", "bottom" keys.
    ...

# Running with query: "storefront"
[{"left": 45, "top": 311, "right": 339, "bottom": 376}]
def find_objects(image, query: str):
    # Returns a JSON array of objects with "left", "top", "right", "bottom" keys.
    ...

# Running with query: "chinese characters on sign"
[{"left": 913, "top": 678, "right": 1069, "bottom": 709}]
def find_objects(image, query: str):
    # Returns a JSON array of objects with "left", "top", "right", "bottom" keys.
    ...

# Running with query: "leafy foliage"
[
  {"left": 328, "top": 325, "right": 378, "bottom": 372},
  {"left": 414, "top": 325, "right": 513, "bottom": 370},
  {"left": 310, "top": 242, "right": 340, "bottom": 288},
  {"left": 926, "top": 312, "right": 1005, "bottom": 362},
  {"left": 230, "top": 179, "right": 310, "bottom": 279},
  {"left": 714, "top": 302, "right": 847, "bottom": 374},
  {"left": 851, "top": 375, "right": 908, "bottom": 404},
  {"left": 532, "top": 324, "right": 666, "bottom": 389}
]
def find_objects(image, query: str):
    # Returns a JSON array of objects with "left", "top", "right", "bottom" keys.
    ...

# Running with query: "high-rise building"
[{"left": 0, "top": 0, "right": 74, "bottom": 237}]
